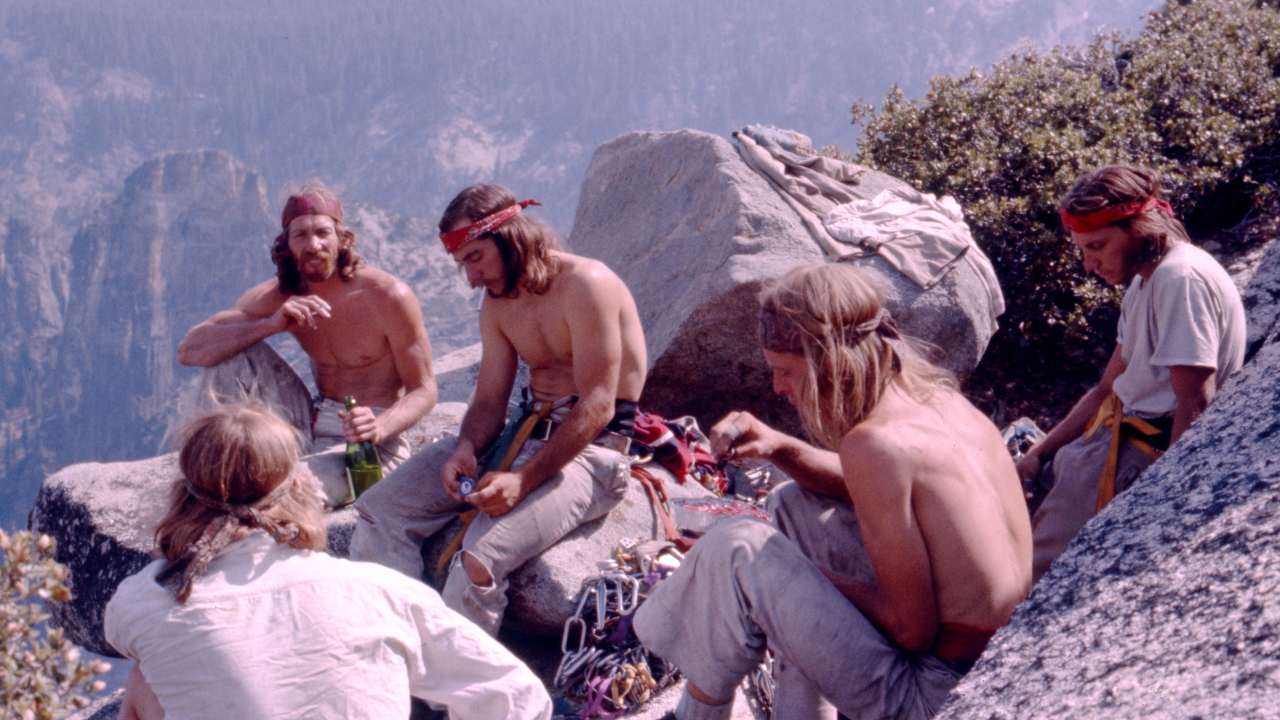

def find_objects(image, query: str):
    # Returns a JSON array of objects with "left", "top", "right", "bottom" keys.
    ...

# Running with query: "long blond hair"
[
  {"left": 758, "top": 264, "right": 956, "bottom": 449},
  {"left": 154, "top": 402, "right": 325, "bottom": 602}
]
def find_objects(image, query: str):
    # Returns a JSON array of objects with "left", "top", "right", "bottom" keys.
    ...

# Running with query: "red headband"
[
  {"left": 440, "top": 199, "right": 541, "bottom": 252},
  {"left": 1059, "top": 196, "right": 1173, "bottom": 234},
  {"left": 281, "top": 192, "right": 344, "bottom": 230}
]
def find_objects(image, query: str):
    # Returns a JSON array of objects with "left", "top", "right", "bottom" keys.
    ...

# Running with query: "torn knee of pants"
[{"left": 458, "top": 550, "right": 495, "bottom": 588}]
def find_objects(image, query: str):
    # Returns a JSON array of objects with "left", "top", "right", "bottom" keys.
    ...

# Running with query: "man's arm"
[
  {"left": 440, "top": 302, "right": 519, "bottom": 500},
  {"left": 342, "top": 283, "right": 437, "bottom": 443},
  {"left": 1016, "top": 344, "right": 1127, "bottom": 481},
  {"left": 707, "top": 411, "right": 846, "bottom": 498},
  {"left": 469, "top": 272, "right": 620, "bottom": 516},
  {"left": 176, "top": 281, "right": 330, "bottom": 367},
  {"left": 1168, "top": 364, "right": 1215, "bottom": 443},
  {"left": 829, "top": 429, "right": 938, "bottom": 653}
]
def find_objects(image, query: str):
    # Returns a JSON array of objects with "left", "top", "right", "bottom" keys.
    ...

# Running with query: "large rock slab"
[
  {"left": 567, "top": 129, "right": 1001, "bottom": 431},
  {"left": 937, "top": 328, "right": 1280, "bottom": 717},
  {"left": 1241, "top": 235, "right": 1280, "bottom": 360}
]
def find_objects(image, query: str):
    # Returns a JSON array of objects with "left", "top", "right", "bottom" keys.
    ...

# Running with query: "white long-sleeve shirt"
[{"left": 105, "top": 532, "right": 552, "bottom": 719}]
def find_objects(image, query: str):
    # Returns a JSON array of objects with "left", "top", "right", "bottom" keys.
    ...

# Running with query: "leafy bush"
[
  {"left": 1, "top": 530, "right": 109, "bottom": 720},
  {"left": 850, "top": 0, "right": 1280, "bottom": 422}
]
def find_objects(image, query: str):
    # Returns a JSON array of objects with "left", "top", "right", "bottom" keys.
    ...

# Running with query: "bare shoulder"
[
  {"left": 353, "top": 266, "right": 422, "bottom": 311},
  {"left": 557, "top": 253, "right": 626, "bottom": 297},
  {"left": 839, "top": 423, "right": 911, "bottom": 485},
  {"left": 234, "top": 278, "right": 287, "bottom": 316}
]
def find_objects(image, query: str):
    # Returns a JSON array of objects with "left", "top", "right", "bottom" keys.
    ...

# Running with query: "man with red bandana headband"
[
  {"left": 349, "top": 183, "right": 648, "bottom": 637},
  {"left": 1017, "top": 165, "right": 1245, "bottom": 581},
  {"left": 177, "top": 183, "right": 437, "bottom": 507}
]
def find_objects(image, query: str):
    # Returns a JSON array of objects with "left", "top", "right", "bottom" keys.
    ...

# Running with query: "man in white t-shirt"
[
  {"left": 105, "top": 402, "right": 551, "bottom": 720},
  {"left": 1015, "top": 165, "right": 1246, "bottom": 581}
]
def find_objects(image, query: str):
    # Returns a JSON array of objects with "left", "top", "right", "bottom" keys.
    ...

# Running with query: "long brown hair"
[
  {"left": 1060, "top": 165, "right": 1189, "bottom": 262},
  {"left": 758, "top": 264, "right": 956, "bottom": 450},
  {"left": 154, "top": 402, "right": 325, "bottom": 602},
  {"left": 439, "top": 183, "right": 561, "bottom": 298},
  {"left": 271, "top": 182, "right": 365, "bottom": 295}
]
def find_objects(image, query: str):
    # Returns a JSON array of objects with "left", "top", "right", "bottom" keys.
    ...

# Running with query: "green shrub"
[
  {"left": 850, "top": 0, "right": 1280, "bottom": 422},
  {"left": 1, "top": 530, "right": 109, "bottom": 720}
]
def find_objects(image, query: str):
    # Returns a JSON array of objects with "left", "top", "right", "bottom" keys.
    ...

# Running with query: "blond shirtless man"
[
  {"left": 349, "top": 184, "right": 647, "bottom": 635},
  {"left": 177, "top": 184, "right": 436, "bottom": 506},
  {"left": 634, "top": 263, "right": 1032, "bottom": 720}
]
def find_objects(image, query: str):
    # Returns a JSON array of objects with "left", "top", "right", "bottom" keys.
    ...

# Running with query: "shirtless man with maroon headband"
[
  {"left": 178, "top": 183, "right": 437, "bottom": 507},
  {"left": 349, "top": 183, "right": 647, "bottom": 636},
  {"left": 1016, "top": 165, "right": 1245, "bottom": 581}
]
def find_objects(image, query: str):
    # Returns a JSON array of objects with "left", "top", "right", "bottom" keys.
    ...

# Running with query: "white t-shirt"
[
  {"left": 105, "top": 533, "right": 552, "bottom": 720},
  {"left": 1113, "top": 242, "right": 1246, "bottom": 417}
]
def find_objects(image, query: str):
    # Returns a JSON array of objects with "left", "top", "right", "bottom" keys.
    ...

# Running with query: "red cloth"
[
  {"left": 1059, "top": 196, "right": 1173, "bottom": 234},
  {"left": 281, "top": 192, "right": 343, "bottom": 230},
  {"left": 439, "top": 199, "right": 540, "bottom": 252}
]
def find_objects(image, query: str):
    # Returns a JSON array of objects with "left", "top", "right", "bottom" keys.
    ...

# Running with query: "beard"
[{"left": 297, "top": 252, "right": 337, "bottom": 283}]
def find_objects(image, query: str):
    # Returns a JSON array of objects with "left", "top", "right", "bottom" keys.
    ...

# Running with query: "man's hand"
[
  {"left": 272, "top": 294, "right": 332, "bottom": 331},
  {"left": 709, "top": 410, "right": 782, "bottom": 462},
  {"left": 441, "top": 444, "right": 478, "bottom": 503},
  {"left": 1014, "top": 447, "right": 1042, "bottom": 484},
  {"left": 468, "top": 470, "right": 529, "bottom": 517},
  {"left": 339, "top": 404, "right": 381, "bottom": 444}
]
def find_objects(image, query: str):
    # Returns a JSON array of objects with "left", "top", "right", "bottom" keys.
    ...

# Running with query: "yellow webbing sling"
[{"left": 1084, "top": 394, "right": 1166, "bottom": 511}]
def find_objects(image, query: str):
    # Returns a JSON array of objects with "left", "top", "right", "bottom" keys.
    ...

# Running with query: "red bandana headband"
[
  {"left": 281, "top": 192, "right": 344, "bottom": 230},
  {"left": 1059, "top": 196, "right": 1174, "bottom": 234},
  {"left": 440, "top": 199, "right": 541, "bottom": 252}
]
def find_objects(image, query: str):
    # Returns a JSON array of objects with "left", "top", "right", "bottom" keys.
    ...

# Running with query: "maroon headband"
[
  {"left": 281, "top": 192, "right": 344, "bottom": 230},
  {"left": 440, "top": 199, "right": 541, "bottom": 252},
  {"left": 1059, "top": 196, "right": 1173, "bottom": 234}
]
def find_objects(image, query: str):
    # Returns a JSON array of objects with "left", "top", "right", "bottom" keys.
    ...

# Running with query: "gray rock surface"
[
  {"left": 568, "top": 129, "right": 1000, "bottom": 432},
  {"left": 1241, "top": 236, "right": 1280, "bottom": 360},
  {"left": 936, "top": 240, "right": 1280, "bottom": 719}
]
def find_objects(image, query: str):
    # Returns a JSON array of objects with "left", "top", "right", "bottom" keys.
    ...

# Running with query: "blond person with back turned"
[
  {"left": 634, "top": 264, "right": 1032, "bottom": 720},
  {"left": 1016, "top": 165, "right": 1245, "bottom": 581},
  {"left": 105, "top": 403, "right": 551, "bottom": 720},
  {"left": 177, "top": 183, "right": 436, "bottom": 506}
]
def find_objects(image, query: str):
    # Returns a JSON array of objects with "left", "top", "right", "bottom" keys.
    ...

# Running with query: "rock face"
[
  {"left": 936, "top": 241, "right": 1280, "bottom": 719},
  {"left": 568, "top": 129, "right": 1000, "bottom": 432}
]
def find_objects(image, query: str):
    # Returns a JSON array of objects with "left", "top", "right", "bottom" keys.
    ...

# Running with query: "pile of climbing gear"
[{"left": 552, "top": 539, "right": 683, "bottom": 718}]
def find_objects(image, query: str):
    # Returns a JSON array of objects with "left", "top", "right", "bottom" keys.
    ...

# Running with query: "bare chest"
[
  {"left": 290, "top": 294, "right": 391, "bottom": 371},
  {"left": 494, "top": 295, "right": 572, "bottom": 370}
]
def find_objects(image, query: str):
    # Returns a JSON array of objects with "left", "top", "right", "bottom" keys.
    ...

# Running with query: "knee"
[
  {"left": 461, "top": 550, "right": 494, "bottom": 588},
  {"left": 765, "top": 480, "right": 808, "bottom": 525},
  {"left": 697, "top": 519, "right": 775, "bottom": 565}
]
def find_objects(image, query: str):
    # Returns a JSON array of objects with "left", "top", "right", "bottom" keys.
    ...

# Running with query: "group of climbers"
[{"left": 105, "top": 162, "right": 1244, "bottom": 719}]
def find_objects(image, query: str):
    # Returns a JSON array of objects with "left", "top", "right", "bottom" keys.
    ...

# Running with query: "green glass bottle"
[{"left": 343, "top": 395, "right": 383, "bottom": 498}]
